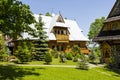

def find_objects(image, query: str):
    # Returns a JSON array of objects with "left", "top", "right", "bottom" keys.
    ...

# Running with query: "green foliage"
[
  {"left": 14, "top": 41, "right": 32, "bottom": 63},
  {"left": 76, "top": 53, "right": 80, "bottom": 58},
  {"left": 73, "top": 56, "right": 78, "bottom": 62},
  {"left": 78, "top": 61, "right": 89, "bottom": 70},
  {"left": 88, "top": 17, "right": 105, "bottom": 39},
  {"left": 0, "top": 0, "right": 36, "bottom": 40},
  {"left": 59, "top": 52, "right": 66, "bottom": 63},
  {"left": 88, "top": 17, "right": 105, "bottom": 64},
  {"left": 78, "top": 54, "right": 89, "bottom": 70},
  {"left": 73, "top": 53, "right": 81, "bottom": 62},
  {"left": 0, "top": 32, "right": 8, "bottom": 61},
  {"left": 33, "top": 15, "right": 48, "bottom": 61},
  {"left": 45, "top": 12, "right": 52, "bottom": 16},
  {"left": 89, "top": 47, "right": 101, "bottom": 64},
  {"left": 66, "top": 52, "right": 73, "bottom": 60},
  {"left": 45, "top": 52, "right": 52, "bottom": 64},
  {"left": 50, "top": 48, "right": 59, "bottom": 58},
  {"left": 72, "top": 45, "right": 81, "bottom": 56}
]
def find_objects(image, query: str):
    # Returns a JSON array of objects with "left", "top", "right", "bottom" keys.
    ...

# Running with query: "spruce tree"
[{"left": 33, "top": 15, "right": 48, "bottom": 61}]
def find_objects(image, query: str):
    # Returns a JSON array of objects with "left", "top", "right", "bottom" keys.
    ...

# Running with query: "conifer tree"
[{"left": 33, "top": 15, "right": 48, "bottom": 61}]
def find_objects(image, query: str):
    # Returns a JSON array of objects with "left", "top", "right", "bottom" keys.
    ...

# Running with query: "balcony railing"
[{"left": 56, "top": 34, "right": 69, "bottom": 43}]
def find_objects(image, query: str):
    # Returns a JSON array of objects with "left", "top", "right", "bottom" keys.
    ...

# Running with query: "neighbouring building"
[
  {"left": 93, "top": 0, "right": 120, "bottom": 69},
  {"left": 22, "top": 13, "right": 90, "bottom": 54}
]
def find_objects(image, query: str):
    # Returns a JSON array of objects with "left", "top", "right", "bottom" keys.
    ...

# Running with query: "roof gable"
[
  {"left": 56, "top": 14, "right": 65, "bottom": 23},
  {"left": 108, "top": 0, "right": 120, "bottom": 18},
  {"left": 22, "top": 14, "right": 89, "bottom": 41}
]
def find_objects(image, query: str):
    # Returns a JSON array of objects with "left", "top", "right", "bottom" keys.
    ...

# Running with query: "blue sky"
[{"left": 19, "top": 0, "right": 115, "bottom": 37}]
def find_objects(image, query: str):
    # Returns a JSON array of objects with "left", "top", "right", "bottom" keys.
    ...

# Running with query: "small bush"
[
  {"left": 0, "top": 32, "right": 8, "bottom": 62},
  {"left": 59, "top": 52, "right": 66, "bottom": 63},
  {"left": 66, "top": 52, "right": 73, "bottom": 60},
  {"left": 14, "top": 42, "right": 31, "bottom": 63},
  {"left": 78, "top": 61, "right": 88, "bottom": 70},
  {"left": 76, "top": 53, "right": 80, "bottom": 58},
  {"left": 78, "top": 54, "right": 89, "bottom": 70},
  {"left": 50, "top": 48, "right": 59, "bottom": 58},
  {"left": 45, "top": 52, "right": 52, "bottom": 64},
  {"left": 73, "top": 56, "right": 78, "bottom": 62},
  {"left": 0, "top": 53, "right": 8, "bottom": 62}
]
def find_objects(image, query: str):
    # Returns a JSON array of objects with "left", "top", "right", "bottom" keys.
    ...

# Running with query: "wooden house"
[
  {"left": 93, "top": 0, "right": 120, "bottom": 68},
  {"left": 22, "top": 13, "right": 90, "bottom": 54}
]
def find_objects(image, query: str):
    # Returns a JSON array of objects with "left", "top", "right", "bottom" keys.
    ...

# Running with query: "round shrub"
[
  {"left": 45, "top": 52, "right": 52, "bottom": 64},
  {"left": 59, "top": 52, "right": 66, "bottom": 63},
  {"left": 66, "top": 53, "right": 73, "bottom": 60},
  {"left": 73, "top": 56, "right": 78, "bottom": 62}
]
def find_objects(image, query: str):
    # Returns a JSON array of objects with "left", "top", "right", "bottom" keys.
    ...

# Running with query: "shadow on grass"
[
  {"left": 0, "top": 65, "right": 42, "bottom": 80},
  {"left": 103, "top": 67, "right": 120, "bottom": 77}
]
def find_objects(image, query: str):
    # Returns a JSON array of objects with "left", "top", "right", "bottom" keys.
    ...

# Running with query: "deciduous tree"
[
  {"left": 0, "top": 0, "right": 36, "bottom": 40},
  {"left": 88, "top": 17, "right": 105, "bottom": 63}
]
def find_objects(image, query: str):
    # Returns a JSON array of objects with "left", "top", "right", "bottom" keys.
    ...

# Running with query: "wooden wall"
[
  {"left": 48, "top": 40, "right": 90, "bottom": 54},
  {"left": 102, "top": 20, "right": 120, "bottom": 31}
]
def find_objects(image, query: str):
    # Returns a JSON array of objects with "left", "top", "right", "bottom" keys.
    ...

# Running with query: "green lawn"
[
  {"left": 0, "top": 57, "right": 77, "bottom": 65},
  {"left": 27, "top": 58, "right": 77, "bottom": 65},
  {"left": 0, "top": 65, "right": 120, "bottom": 80}
]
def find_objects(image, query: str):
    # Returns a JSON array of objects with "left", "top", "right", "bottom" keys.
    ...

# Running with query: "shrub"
[
  {"left": 0, "top": 53, "right": 8, "bottom": 62},
  {"left": 45, "top": 52, "right": 52, "bottom": 64},
  {"left": 51, "top": 48, "right": 59, "bottom": 58},
  {"left": 59, "top": 52, "right": 66, "bottom": 63},
  {"left": 77, "top": 54, "right": 89, "bottom": 70},
  {"left": 66, "top": 52, "right": 73, "bottom": 60},
  {"left": 73, "top": 56, "right": 78, "bottom": 62},
  {"left": 0, "top": 32, "right": 8, "bottom": 62},
  {"left": 72, "top": 45, "right": 81, "bottom": 55},
  {"left": 78, "top": 61, "right": 88, "bottom": 70},
  {"left": 76, "top": 53, "right": 80, "bottom": 58},
  {"left": 14, "top": 42, "right": 31, "bottom": 63}
]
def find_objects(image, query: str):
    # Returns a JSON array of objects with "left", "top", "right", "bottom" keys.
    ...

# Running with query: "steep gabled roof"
[
  {"left": 22, "top": 14, "right": 89, "bottom": 41},
  {"left": 108, "top": 0, "right": 120, "bottom": 18},
  {"left": 56, "top": 13, "right": 65, "bottom": 23},
  {"left": 105, "top": 0, "right": 120, "bottom": 23},
  {"left": 93, "top": 0, "right": 120, "bottom": 42}
]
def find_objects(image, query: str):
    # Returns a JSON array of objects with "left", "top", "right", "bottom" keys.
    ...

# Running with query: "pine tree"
[{"left": 32, "top": 15, "right": 48, "bottom": 61}]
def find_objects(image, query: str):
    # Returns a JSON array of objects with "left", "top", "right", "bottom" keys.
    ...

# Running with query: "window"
[
  {"left": 63, "top": 30, "right": 67, "bottom": 35},
  {"left": 54, "top": 30, "right": 57, "bottom": 34},
  {"left": 111, "top": 23, "right": 118, "bottom": 30},
  {"left": 52, "top": 45, "right": 55, "bottom": 49},
  {"left": 61, "top": 30, "right": 63, "bottom": 34},
  {"left": 61, "top": 45, "right": 64, "bottom": 51},
  {"left": 58, "top": 30, "right": 60, "bottom": 34}
]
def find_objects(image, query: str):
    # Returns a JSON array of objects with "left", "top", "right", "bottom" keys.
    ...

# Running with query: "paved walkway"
[{"left": 7, "top": 63, "right": 104, "bottom": 68}]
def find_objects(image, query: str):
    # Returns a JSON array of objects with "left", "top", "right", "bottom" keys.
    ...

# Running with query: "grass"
[
  {"left": 28, "top": 58, "right": 77, "bottom": 65},
  {"left": 0, "top": 57, "right": 77, "bottom": 65},
  {"left": 0, "top": 65, "right": 120, "bottom": 80}
]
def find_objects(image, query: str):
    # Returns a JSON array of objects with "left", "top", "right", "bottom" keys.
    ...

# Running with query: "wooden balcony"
[{"left": 56, "top": 34, "right": 69, "bottom": 43}]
